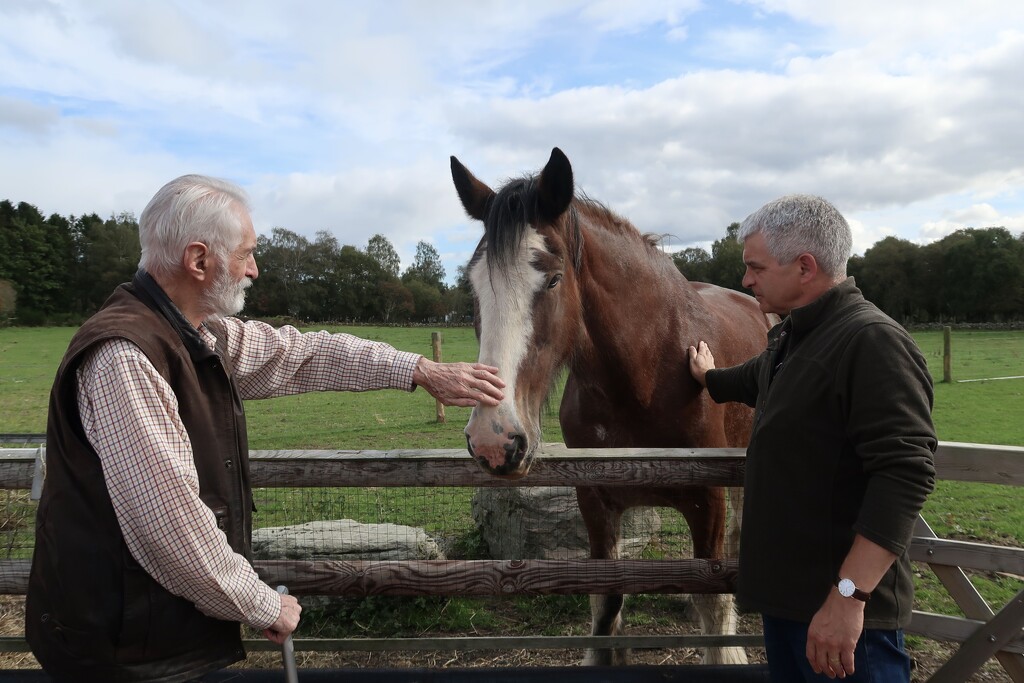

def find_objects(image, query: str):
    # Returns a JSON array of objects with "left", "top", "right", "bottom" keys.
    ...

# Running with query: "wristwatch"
[{"left": 837, "top": 577, "right": 871, "bottom": 602}]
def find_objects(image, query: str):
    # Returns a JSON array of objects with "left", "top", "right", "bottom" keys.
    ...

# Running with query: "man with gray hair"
[
  {"left": 27, "top": 174, "right": 506, "bottom": 682},
  {"left": 688, "top": 194, "right": 936, "bottom": 681}
]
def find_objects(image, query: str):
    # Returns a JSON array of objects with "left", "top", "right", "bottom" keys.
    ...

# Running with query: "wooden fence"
[{"left": 0, "top": 442, "right": 1021, "bottom": 681}]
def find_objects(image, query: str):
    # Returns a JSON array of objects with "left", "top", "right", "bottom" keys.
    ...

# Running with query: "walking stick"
[{"left": 276, "top": 585, "right": 298, "bottom": 683}]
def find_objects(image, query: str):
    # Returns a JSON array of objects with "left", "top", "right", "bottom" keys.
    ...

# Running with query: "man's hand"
[
  {"left": 687, "top": 340, "right": 716, "bottom": 387},
  {"left": 263, "top": 592, "right": 301, "bottom": 645},
  {"left": 413, "top": 358, "right": 505, "bottom": 407},
  {"left": 806, "top": 590, "right": 865, "bottom": 679}
]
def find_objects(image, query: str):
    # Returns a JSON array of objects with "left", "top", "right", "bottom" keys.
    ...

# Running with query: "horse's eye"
[{"left": 547, "top": 274, "right": 562, "bottom": 289}]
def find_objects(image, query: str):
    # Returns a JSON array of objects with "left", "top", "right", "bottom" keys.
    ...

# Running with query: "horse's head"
[{"left": 450, "top": 147, "right": 583, "bottom": 478}]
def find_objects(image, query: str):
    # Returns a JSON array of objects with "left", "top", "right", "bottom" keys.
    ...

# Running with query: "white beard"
[{"left": 203, "top": 267, "right": 252, "bottom": 319}]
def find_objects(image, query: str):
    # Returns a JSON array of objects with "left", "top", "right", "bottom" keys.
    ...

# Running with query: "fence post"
[
  {"left": 432, "top": 332, "right": 445, "bottom": 423},
  {"left": 943, "top": 326, "right": 952, "bottom": 383}
]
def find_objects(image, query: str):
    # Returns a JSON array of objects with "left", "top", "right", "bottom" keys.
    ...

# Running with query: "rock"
[
  {"left": 252, "top": 519, "right": 444, "bottom": 561},
  {"left": 471, "top": 486, "right": 660, "bottom": 559}
]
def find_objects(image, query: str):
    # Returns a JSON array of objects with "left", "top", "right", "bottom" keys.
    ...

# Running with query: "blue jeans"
[{"left": 762, "top": 614, "right": 911, "bottom": 682}]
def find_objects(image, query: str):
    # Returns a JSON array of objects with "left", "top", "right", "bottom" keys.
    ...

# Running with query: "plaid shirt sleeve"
[
  {"left": 215, "top": 318, "right": 422, "bottom": 400},
  {"left": 77, "top": 339, "right": 281, "bottom": 629}
]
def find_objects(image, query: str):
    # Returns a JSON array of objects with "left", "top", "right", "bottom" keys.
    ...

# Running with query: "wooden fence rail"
[{"left": 0, "top": 442, "right": 1022, "bottom": 682}]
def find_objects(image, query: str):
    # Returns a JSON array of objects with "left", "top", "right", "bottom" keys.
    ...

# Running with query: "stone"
[
  {"left": 252, "top": 519, "right": 444, "bottom": 561},
  {"left": 471, "top": 486, "right": 660, "bottom": 559}
]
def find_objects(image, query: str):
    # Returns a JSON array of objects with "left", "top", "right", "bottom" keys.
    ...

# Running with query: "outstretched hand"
[
  {"left": 687, "top": 340, "right": 716, "bottom": 387},
  {"left": 413, "top": 359, "right": 505, "bottom": 407}
]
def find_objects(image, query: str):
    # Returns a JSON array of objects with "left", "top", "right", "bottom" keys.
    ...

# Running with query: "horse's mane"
[
  {"left": 481, "top": 175, "right": 554, "bottom": 271},
  {"left": 477, "top": 173, "right": 665, "bottom": 276}
]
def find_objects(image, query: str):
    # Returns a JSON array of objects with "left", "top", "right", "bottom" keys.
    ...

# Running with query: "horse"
[{"left": 450, "top": 147, "right": 772, "bottom": 666}]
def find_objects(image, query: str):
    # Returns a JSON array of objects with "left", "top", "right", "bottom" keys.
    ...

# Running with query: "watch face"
[{"left": 838, "top": 578, "right": 856, "bottom": 597}]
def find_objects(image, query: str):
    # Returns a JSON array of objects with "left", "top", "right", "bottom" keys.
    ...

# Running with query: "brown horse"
[{"left": 451, "top": 148, "right": 771, "bottom": 666}]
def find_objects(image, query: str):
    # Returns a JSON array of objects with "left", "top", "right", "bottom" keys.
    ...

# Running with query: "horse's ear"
[
  {"left": 537, "top": 147, "right": 574, "bottom": 223},
  {"left": 451, "top": 156, "right": 495, "bottom": 222}
]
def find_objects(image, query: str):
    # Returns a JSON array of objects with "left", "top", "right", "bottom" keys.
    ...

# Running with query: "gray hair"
[
  {"left": 737, "top": 194, "right": 852, "bottom": 279},
  {"left": 138, "top": 174, "right": 251, "bottom": 279}
]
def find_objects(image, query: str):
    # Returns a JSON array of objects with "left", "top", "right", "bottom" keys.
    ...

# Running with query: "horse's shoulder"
[{"left": 689, "top": 281, "right": 759, "bottom": 311}]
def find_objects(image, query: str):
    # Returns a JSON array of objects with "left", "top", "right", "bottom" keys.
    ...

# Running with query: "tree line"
[
  {"left": 674, "top": 223, "right": 1024, "bottom": 324},
  {"left": 0, "top": 199, "right": 473, "bottom": 326},
  {"left": 2, "top": 198, "right": 1022, "bottom": 326}
]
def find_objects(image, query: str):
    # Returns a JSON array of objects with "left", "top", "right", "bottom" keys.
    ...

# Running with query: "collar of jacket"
[
  {"left": 131, "top": 269, "right": 218, "bottom": 364},
  {"left": 786, "top": 276, "right": 862, "bottom": 337}
]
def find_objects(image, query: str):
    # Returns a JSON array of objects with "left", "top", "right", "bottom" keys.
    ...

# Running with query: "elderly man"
[
  {"left": 688, "top": 194, "right": 936, "bottom": 682},
  {"left": 26, "top": 174, "right": 505, "bottom": 682}
]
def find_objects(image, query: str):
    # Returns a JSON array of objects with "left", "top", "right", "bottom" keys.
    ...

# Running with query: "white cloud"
[{"left": 1, "top": 1, "right": 1023, "bottom": 283}]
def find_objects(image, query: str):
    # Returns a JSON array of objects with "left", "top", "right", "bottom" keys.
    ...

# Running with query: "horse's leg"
[
  {"left": 678, "top": 485, "right": 747, "bottom": 666},
  {"left": 575, "top": 486, "right": 629, "bottom": 666}
]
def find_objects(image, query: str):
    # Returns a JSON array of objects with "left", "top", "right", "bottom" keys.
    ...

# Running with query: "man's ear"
[
  {"left": 183, "top": 241, "right": 211, "bottom": 281},
  {"left": 797, "top": 252, "right": 819, "bottom": 283}
]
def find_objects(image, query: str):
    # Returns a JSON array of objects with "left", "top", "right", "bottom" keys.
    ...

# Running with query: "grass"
[{"left": 1, "top": 325, "right": 1022, "bottom": 658}]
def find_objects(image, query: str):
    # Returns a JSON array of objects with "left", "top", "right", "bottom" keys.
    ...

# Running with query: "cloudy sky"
[{"left": 2, "top": 1, "right": 1023, "bottom": 282}]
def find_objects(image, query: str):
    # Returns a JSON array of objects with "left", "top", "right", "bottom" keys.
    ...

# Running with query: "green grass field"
[{"left": 1, "top": 325, "right": 1022, "bottom": 652}]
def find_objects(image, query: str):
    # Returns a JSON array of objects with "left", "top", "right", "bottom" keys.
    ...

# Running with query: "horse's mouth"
[
  {"left": 478, "top": 465, "right": 530, "bottom": 480},
  {"left": 467, "top": 433, "right": 533, "bottom": 478}
]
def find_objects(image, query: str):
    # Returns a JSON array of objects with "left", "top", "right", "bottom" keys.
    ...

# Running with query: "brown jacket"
[{"left": 27, "top": 272, "right": 254, "bottom": 682}]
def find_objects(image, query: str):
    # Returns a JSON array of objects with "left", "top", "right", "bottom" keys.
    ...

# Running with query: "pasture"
[{"left": 0, "top": 325, "right": 1022, "bottom": 677}]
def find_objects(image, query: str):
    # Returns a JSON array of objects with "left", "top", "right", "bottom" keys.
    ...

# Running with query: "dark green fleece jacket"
[{"left": 706, "top": 278, "right": 936, "bottom": 628}]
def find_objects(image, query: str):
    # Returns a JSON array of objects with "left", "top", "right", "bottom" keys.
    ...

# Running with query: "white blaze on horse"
[{"left": 452, "top": 148, "right": 772, "bottom": 666}]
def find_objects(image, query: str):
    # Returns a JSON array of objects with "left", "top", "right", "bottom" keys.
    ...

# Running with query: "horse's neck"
[{"left": 571, "top": 224, "right": 698, "bottom": 406}]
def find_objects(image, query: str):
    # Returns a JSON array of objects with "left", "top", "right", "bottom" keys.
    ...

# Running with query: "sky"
[{"left": 2, "top": 1, "right": 1024, "bottom": 284}]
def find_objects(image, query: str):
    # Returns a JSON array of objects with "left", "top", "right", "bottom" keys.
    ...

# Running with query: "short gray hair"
[
  {"left": 138, "top": 174, "right": 251, "bottom": 278},
  {"left": 737, "top": 194, "right": 852, "bottom": 279}
]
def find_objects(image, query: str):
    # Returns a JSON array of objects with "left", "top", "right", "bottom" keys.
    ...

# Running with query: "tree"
[
  {"left": 0, "top": 279, "right": 16, "bottom": 325},
  {"left": 366, "top": 234, "right": 400, "bottom": 278},
  {"left": 77, "top": 212, "right": 141, "bottom": 315},
  {"left": 247, "top": 228, "right": 314, "bottom": 319},
  {"left": 334, "top": 244, "right": 388, "bottom": 321},
  {"left": 0, "top": 201, "right": 75, "bottom": 323},
  {"left": 672, "top": 246, "right": 712, "bottom": 282},
  {"left": 706, "top": 223, "right": 746, "bottom": 292},
  {"left": 405, "top": 279, "right": 446, "bottom": 322},
  {"left": 402, "top": 241, "right": 446, "bottom": 290},
  {"left": 380, "top": 280, "right": 414, "bottom": 323},
  {"left": 932, "top": 227, "right": 1024, "bottom": 322},
  {"left": 446, "top": 264, "right": 475, "bottom": 323},
  {"left": 856, "top": 236, "right": 921, "bottom": 324}
]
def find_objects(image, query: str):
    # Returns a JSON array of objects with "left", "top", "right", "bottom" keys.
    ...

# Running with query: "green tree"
[
  {"left": 380, "top": 280, "right": 414, "bottom": 323},
  {"left": 0, "top": 201, "right": 74, "bottom": 323},
  {"left": 405, "top": 279, "right": 446, "bottom": 322},
  {"left": 402, "top": 241, "right": 446, "bottom": 290},
  {"left": 856, "top": 236, "right": 921, "bottom": 324},
  {"left": 0, "top": 279, "right": 16, "bottom": 325},
  {"left": 78, "top": 212, "right": 141, "bottom": 315},
  {"left": 248, "top": 228, "right": 314, "bottom": 319},
  {"left": 672, "top": 246, "right": 712, "bottom": 282},
  {"left": 935, "top": 228, "right": 1024, "bottom": 322},
  {"left": 334, "top": 243, "right": 388, "bottom": 321},
  {"left": 366, "top": 234, "right": 400, "bottom": 278},
  {"left": 706, "top": 223, "right": 746, "bottom": 292},
  {"left": 445, "top": 264, "right": 474, "bottom": 323}
]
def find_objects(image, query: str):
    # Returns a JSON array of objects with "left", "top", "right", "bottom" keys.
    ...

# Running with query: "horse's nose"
[
  {"left": 506, "top": 434, "right": 527, "bottom": 469},
  {"left": 467, "top": 432, "right": 529, "bottom": 475}
]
